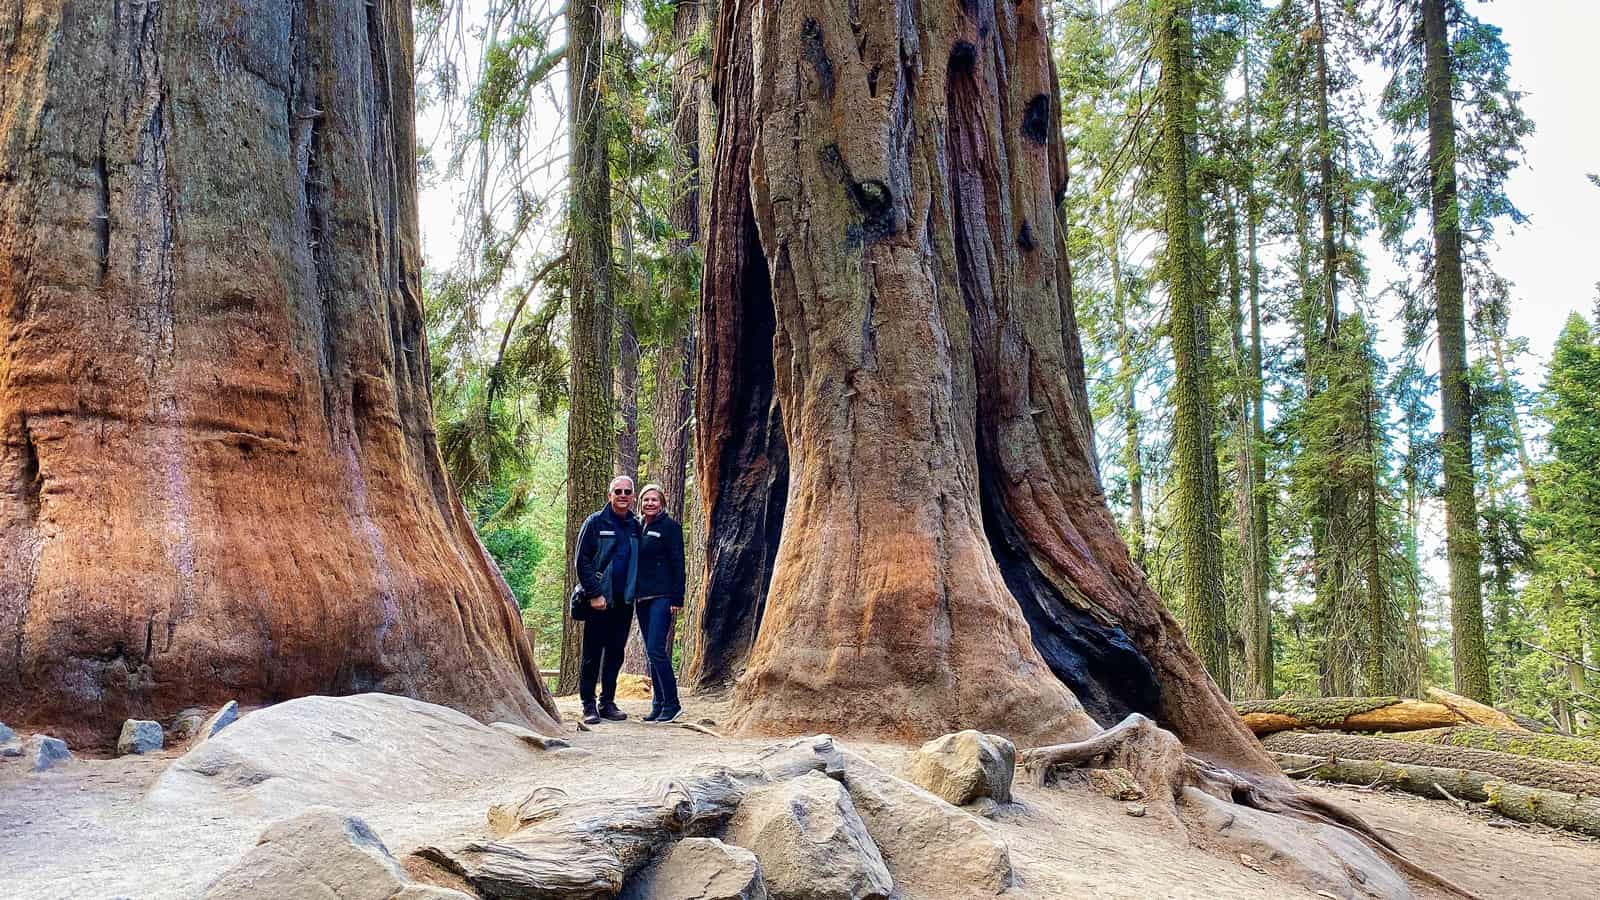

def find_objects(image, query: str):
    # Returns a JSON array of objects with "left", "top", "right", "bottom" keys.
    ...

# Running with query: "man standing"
[{"left": 573, "top": 475, "right": 642, "bottom": 725}]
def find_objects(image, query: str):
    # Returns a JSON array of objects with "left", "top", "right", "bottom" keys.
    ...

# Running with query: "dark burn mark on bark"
[
  {"left": 93, "top": 149, "right": 110, "bottom": 282},
  {"left": 16, "top": 418, "right": 40, "bottom": 524},
  {"left": 802, "top": 19, "right": 835, "bottom": 101},
  {"left": 696, "top": 213, "right": 789, "bottom": 689},
  {"left": 980, "top": 483, "right": 1162, "bottom": 726},
  {"left": 1021, "top": 94, "right": 1051, "bottom": 144},
  {"left": 948, "top": 40, "right": 976, "bottom": 76},
  {"left": 1018, "top": 221, "right": 1034, "bottom": 252},
  {"left": 867, "top": 64, "right": 880, "bottom": 98}
]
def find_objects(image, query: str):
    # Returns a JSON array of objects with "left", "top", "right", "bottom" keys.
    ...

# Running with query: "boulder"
[
  {"left": 621, "top": 838, "right": 767, "bottom": 900},
  {"left": 204, "top": 807, "right": 474, "bottom": 900},
  {"left": 118, "top": 719, "right": 165, "bottom": 755},
  {"left": 904, "top": 731, "right": 1014, "bottom": 806},
  {"left": 172, "top": 707, "right": 208, "bottom": 740},
  {"left": 1182, "top": 787, "right": 1411, "bottom": 900},
  {"left": 0, "top": 720, "right": 12, "bottom": 743},
  {"left": 839, "top": 752, "right": 1012, "bottom": 897},
  {"left": 200, "top": 701, "right": 241, "bottom": 740},
  {"left": 148, "top": 694, "right": 544, "bottom": 815},
  {"left": 23, "top": 734, "right": 72, "bottom": 771},
  {"left": 491, "top": 721, "right": 573, "bottom": 750},
  {"left": 723, "top": 770, "right": 891, "bottom": 900}
]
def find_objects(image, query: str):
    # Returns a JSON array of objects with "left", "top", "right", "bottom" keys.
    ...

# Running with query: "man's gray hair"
[{"left": 609, "top": 474, "right": 635, "bottom": 490}]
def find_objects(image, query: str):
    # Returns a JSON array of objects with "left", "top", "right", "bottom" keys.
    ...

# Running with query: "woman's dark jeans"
[{"left": 635, "top": 596, "right": 679, "bottom": 711}]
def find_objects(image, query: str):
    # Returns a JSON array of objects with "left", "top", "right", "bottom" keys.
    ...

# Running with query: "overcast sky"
[{"left": 1467, "top": 1, "right": 1599, "bottom": 362}]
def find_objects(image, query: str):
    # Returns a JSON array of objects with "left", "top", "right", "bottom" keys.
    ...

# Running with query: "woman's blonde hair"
[{"left": 639, "top": 483, "right": 667, "bottom": 505}]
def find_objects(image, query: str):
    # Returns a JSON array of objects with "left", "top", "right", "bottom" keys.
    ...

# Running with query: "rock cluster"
[
  {"left": 182, "top": 702, "right": 1018, "bottom": 900},
  {"left": 409, "top": 732, "right": 1015, "bottom": 900}
]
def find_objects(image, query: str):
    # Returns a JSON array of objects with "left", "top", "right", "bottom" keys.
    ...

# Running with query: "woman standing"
[{"left": 633, "top": 484, "right": 686, "bottom": 722}]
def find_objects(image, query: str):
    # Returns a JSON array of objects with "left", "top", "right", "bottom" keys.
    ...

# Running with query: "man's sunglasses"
[{"left": 612, "top": 487, "right": 634, "bottom": 496}]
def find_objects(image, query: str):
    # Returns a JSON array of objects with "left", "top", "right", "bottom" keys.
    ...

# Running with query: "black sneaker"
[
  {"left": 582, "top": 704, "right": 601, "bottom": 726},
  {"left": 599, "top": 702, "right": 627, "bottom": 721},
  {"left": 656, "top": 706, "right": 682, "bottom": 724},
  {"left": 642, "top": 707, "right": 662, "bottom": 723}
]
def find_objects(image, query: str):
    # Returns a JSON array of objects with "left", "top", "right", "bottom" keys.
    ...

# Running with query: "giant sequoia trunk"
[
  {"left": 691, "top": 0, "right": 1265, "bottom": 766},
  {"left": 0, "top": 0, "right": 557, "bottom": 744}
]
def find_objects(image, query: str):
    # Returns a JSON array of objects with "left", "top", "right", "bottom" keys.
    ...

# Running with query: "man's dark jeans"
[
  {"left": 635, "top": 596, "right": 679, "bottom": 711},
  {"left": 578, "top": 601, "right": 633, "bottom": 707}
]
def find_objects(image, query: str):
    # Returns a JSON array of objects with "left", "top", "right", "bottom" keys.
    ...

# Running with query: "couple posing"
[{"left": 572, "top": 475, "right": 686, "bottom": 726}]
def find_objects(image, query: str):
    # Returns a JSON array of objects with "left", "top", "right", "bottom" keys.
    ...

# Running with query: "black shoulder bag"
[{"left": 568, "top": 537, "right": 620, "bottom": 622}]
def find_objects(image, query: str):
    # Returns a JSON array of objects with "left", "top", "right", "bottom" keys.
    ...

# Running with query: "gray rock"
[
  {"left": 171, "top": 707, "right": 208, "bottom": 740},
  {"left": 24, "top": 734, "right": 72, "bottom": 772},
  {"left": 904, "top": 730, "right": 1015, "bottom": 807},
  {"left": 204, "top": 807, "right": 474, "bottom": 900},
  {"left": 622, "top": 838, "right": 767, "bottom": 900},
  {"left": 118, "top": 719, "right": 165, "bottom": 755},
  {"left": 1183, "top": 787, "right": 1411, "bottom": 900},
  {"left": 0, "top": 720, "right": 13, "bottom": 743},
  {"left": 491, "top": 720, "right": 573, "bottom": 750},
  {"left": 199, "top": 700, "right": 240, "bottom": 740},
  {"left": 840, "top": 751, "right": 1012, "bottom": 898},
  {"left": 148, "top": 694, "right": 547, "bottom": 816},
  {"left": 0, "top": 742, "right": 21, "bottom": 758},
  {"left": 724, "top": 770, "right": 891, "bottom": 900}
]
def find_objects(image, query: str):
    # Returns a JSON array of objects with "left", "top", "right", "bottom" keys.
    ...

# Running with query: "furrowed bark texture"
[
  {"left": 1158, "top": 0, "right": 1229, "bottom": 693},
  {"left": 695, "top": 0, "right": 1269, "bottom": 767},
  {"left": 1422, "top": 0, "right": 1488, "bottom": 701},
  {"left": 559, "top": 0, "right": 616, "bottom": 695},
  {"left": 0, "top": 0, "right": 556, "bottom": 743}
]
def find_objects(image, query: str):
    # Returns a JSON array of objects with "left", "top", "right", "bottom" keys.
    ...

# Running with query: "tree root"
[{"left": 1023, "top": 714, "right": 1484, "bottom": 899}]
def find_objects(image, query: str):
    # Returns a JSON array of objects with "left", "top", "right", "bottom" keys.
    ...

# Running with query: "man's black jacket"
[
  {"left": 634, "top": 512, "right": 686, "bottom": 603},
  {"left": 574, "top": 507, "right": 640, "bottom": 605}
]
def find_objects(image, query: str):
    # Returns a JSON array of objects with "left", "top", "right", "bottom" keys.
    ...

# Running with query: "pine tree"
[{"left": 1375, "top": 0, "right": 1532, "bottom": 701}]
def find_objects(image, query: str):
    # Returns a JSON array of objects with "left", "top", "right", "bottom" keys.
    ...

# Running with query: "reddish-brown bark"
[
  {"left": 0, "top": 0, "right": 557, "bottom": 745},
  {"left": 691, "top": 0, "right": 1268, "bottom": 768}
]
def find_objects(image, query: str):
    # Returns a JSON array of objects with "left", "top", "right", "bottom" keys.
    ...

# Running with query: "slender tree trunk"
[
  {"left": 1161, "top": 0, "right": 1230, "bottom": 694},
  {"left": 1104, "top": 198, "right": 1145, "bottom": 568},
  {"left": 615, "top": 317, "right": 640, "bottom": 479},
  {"left": 696, "top": 0, "right": 1267, "bottom": 767},
  {"left": 1225, "top": 188, "right": 1261, "bottom": 699},
  {"left": 1423, "top": 0, "right": 1489, "bottom": 701},
  {"left": 1241, "top": 27, "right": 1272, "bottom": 699},
  {"left": 559, "top": 0, "right": 617, "bottom": 695},
  {"left": 1359, "top": 335, "right": 1392, "bottom": 694},
  {"left": 0, "top": 0, "right": 557, "bottom": 743}
]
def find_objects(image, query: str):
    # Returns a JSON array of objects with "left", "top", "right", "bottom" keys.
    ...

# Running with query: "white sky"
[
  {"left": 1358, "top": 1, "right": 1600, "bottom": 377},
  {"left": 1464, "top": 1, "right": 1600, "bottom": 362}
]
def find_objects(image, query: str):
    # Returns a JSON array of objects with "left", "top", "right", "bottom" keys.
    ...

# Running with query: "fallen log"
[
  {"left": 1235, "top": 697, "right": 1462, "bottom": 736},
  {"left": 1270, "top": 751, "right": 1600, "bottom": 838},
  {"left": 1262, "top": 731, "right": 1600, "bottom": 797},
  {"left": 1424, "top": 688, "right": 1527, "bottom": 732},
  {"left": 1390, "top": 726, "right": 1600, "bottom": 767}
]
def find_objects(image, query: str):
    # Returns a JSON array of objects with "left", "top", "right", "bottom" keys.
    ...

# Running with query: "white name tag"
[
  {"left": 647, "top": 531, "right": 662, "bottom": 538},
  {"left": 599, "top": 530, "right": 615, "bottom": 536}
]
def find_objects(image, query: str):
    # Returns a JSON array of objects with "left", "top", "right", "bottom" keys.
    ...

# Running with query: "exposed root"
[{"left": 1022, "top": 714, "right": 1483, "bottom": 899}]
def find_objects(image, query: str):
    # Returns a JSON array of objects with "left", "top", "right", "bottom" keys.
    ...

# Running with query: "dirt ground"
[{"left": 2, "top": 693, "right": 1596, "bottom": 900}]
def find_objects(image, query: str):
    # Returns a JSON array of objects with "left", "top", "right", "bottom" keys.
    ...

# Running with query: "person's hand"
[{"left": 589, "top": 596, "right": 608, "bottom": 610}]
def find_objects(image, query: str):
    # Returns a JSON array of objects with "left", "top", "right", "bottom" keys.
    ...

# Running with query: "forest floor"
[{"left": 2, "top": 692, "right": 1596, "bottom": 900}]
